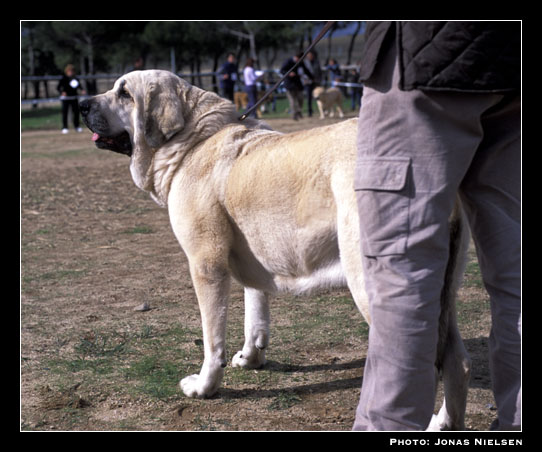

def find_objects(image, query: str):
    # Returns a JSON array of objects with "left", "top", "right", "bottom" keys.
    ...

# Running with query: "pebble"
[{"left": 133, "top": 302, "right": 151, "bottom": 312}]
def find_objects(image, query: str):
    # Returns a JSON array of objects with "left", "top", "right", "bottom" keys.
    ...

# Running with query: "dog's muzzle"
[{"left": 79, "top": 99, "right": 133, "bottom": 157}]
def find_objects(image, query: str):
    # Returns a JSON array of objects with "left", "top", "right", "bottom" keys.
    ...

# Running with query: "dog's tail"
[{"left": 435, "top": 199, "right": 470, "bottom": 372}]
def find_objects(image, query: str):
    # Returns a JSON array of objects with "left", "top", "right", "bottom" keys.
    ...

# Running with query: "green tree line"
[
  {"left": 21, "top": 22, "right": 354, "bottom": 76},
  {"left": 21, "top": 22, "right": 365, "bottom": 76}
]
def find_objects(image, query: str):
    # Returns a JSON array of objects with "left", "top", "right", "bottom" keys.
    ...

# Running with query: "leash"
[{"left": 239, "top": 21, "right": 336, "bottom": 121}]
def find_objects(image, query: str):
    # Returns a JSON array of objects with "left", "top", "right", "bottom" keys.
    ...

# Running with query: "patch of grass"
[
  {"left": 274, "top": 294, "right": 368, "bottom": 350},
  {"left": 224, "top": 366, "right": 277, "bottom": 388},
  {"left": 124, "top": 356, "right": 181, "bottom": 400},
  {"left": 47, "top": 331, "right": 130, "bottom": 377},
  {"left": 268, "top": 390, "right": 302, "bottom": 410},
  {"left": 21, "top": 149, "right": 89, "bottom": 159},
  {"left": 46, "top": 325, "right": 192, "bottom": 396},
  {"left": 21, "top": 106, "right": 63, "bottom": 131},
  {"left": 74, "top": 332, "right": 128, "bottom": 359},
  {"left": 122, "top": 225, "right": 154, "bottom": 234},
  {"left": 258, "top": 96, "right": 356, "bottom": 120},
  {"left": 456, "top": 247, "right": 490, "bottom": 328},
  {"left": 51, "top": 357, "right": 115, "bottom": 375},
  {"left": 34, "top": 320, "right": 203, "bottom": 428},
  {"left": 193, "top": 413, "right": 233, "bottom": 431},
  {"left": 32, "top": 269, "right": 87, "bottom": 283},
  {"left": 463, "top": 260, "right": 484, "bottom": 289}
]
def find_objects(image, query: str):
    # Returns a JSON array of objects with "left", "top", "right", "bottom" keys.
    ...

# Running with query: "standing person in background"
[
  {"left": 352, "top": 21, "right": 520, "bottom": 431},
  {"left": 326, "top": 58, "right": 343, "bottom": 89},
  {"left": 57, "top": 64, "right": 86, "bottom": 134},
  {"left": 219, "top": 52, "right": 238, "bottom": 102},
  {"left": 349, "top": 65, "right": 363, "bottom": 111},
  {"left": 303, "top": 51, "right": 322, "bottom": 118},
  {"left": 281, "top": 52, "right": 313, "bottom": 120},
  {"left": 127, "top": 56, "right": 144, "bottom": 73},
  {"left": 243, "top": 58, "right": 258, "bottom": 119}
]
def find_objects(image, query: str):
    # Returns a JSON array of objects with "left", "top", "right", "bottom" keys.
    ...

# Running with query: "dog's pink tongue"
[{"left": 92, "top": 133, "right": 100, "bottom": 142}]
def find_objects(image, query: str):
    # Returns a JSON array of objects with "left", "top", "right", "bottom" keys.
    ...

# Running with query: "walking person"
[
  {"left": 326, "top": 58, "right": 343, "bottom": 92},
  {"left": 243, "top": 58, "right": 259, "bottom": 119},
  {"left": 303, "top": 51, "right": 322, "bottom": 117},
  {"left": 353, "top": 21, "right": 520, "bottom": 431},
  {"left": 280, "top": 52, "right": 313, "bottom": 120},
  {"left": 219, "top": 52, "right": 238, "bottom": 102},
  {"left": 57, "top": 64, "right": 86, "bottom": 134}
]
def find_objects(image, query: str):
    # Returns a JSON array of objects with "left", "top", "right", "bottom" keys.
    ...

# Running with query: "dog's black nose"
[{"left": 79, "top": 99, "right": 90, "bottom": 116}]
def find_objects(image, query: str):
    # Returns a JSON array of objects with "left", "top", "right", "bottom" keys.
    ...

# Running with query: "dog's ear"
[{"left": 143, "top": 77, "right": 184, "bottom": 148}]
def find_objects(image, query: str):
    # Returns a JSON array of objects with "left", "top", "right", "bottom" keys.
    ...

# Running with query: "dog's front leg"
[
  {"left": 317, "top": 100, "right": 325, "bottom": 119},
  {"left": 180, "top": 261, "right": 230, "bottom": 398}
]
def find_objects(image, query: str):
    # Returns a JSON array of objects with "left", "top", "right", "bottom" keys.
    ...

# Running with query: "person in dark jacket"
[
  {"left": 280, "top": 53, "right": 313, "bottom": 120},
  {"left": 353, "top": 21, "right": 520, "bottom": 431},
  {"left": 218, "top": 53, "right": 238, "bottom": 102},
  {"left": 57, "top": 64, "right": 86, "bottom": 134},
  {"left": 303, "top": 51, "right": 322, "bottom": 117}
]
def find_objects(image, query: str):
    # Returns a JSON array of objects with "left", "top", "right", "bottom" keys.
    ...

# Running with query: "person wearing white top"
[{"left": 243, "top": 58, "right": 258, "bottom": 118}]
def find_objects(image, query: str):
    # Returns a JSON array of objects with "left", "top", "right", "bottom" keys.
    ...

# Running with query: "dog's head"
[
  {"left": 312, "top": 86, "right": 325, "bottom": 100},
  {"left": 80, "top": 70, "right": 203, "bottom": 196},
  {"left": 80, "top": 70, "right": 188, "bottom": 157}
]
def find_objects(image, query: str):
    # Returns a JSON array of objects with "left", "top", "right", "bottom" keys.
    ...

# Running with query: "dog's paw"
[
  {"left": 427, "top": 408, "right": 452, "bottom": 431},
  {"left": 427, "top": 405, "right": 465, "bottom": 431},
  {"left": 427, "top": 414, "right": 446, "bottom": 431},
  {"left": 232, "top": 350, "right": 266, "bottom": 369},
  {"left": 180, "top": 374, "right": 217, "bottom": 399}
]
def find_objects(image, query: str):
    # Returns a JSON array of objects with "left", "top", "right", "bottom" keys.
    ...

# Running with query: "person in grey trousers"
[{"left": 353, "top": 22, "right": 520, "bottom": 431}]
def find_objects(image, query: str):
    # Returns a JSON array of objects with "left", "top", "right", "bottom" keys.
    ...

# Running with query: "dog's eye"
[
  {"left": 119, "top": 88, "right": 132, "bottom": 100},
  {"left": 117, "top": 82, "right": 132, "bottom": 101}
]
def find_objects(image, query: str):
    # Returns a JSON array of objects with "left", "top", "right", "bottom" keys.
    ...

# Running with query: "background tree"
[{"left": 21, "top": 21, "right": 367, "bottom": 96}]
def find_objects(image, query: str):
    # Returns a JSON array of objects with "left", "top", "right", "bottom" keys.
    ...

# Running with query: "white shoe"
[
  {"left": 76, "top": 127, "right": 83, "bottom": 133},
  {"left": 61, "top": 128, "right": 69, "bottom": 134}
]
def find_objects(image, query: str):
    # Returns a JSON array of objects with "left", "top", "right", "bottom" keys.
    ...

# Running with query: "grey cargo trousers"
[{"left": 353, "top": 43, "right": 521, "bottom": 430}]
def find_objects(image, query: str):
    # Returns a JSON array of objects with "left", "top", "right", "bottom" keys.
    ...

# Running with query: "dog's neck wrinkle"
[
  {"left": 143, "top": 109, "right": 242, "bottom": 206},
  {"left": 143, "top": 88, "right": 272, "bottom": 207},
  {"left": 144, "top": 144, "right": 185, "bottom": 207}
]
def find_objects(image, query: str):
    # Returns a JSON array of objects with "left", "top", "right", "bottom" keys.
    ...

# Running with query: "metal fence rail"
[{"left": 21, "top": 69, "right": 363, "bottom": 106}]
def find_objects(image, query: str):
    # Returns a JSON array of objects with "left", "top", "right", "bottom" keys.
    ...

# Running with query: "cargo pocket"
[{"left": 354, "top": 157, "right": 412, "bottom": 257}]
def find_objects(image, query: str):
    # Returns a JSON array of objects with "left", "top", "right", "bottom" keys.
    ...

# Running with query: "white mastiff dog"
[
  {"left": 80, "top": 70, "right": 471, "bottom": 430},
  {"left": 312, "top": 86, "right": 345, "bottom": 119}
]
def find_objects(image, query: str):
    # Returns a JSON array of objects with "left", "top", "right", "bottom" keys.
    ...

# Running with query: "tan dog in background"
[
  {"left": 234, "top": 91, "right": 253, "bottom": 114},
  {"left": 234, "top": 91, "right": 274, "bottom": 118},
  {"left": 80, "top": 70, "right": 471, "bottom": 430},
  {"left": 312, "top": 86, "right": 345, "bottom": 119}
]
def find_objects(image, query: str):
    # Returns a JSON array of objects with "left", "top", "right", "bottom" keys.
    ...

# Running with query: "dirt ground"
[{"left": 21, "top": 112, "right": 497, "bottom": 431}]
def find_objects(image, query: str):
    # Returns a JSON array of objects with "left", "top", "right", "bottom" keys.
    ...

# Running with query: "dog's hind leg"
[
  {"left": 429, "top": 318, "right": 471, "bottom": 430},
  {"left": 428, "top": 201, "right": 471, "bottom": 430},
  {"left": 232, "top": 287, "right": 270, "bottom": 369}
]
